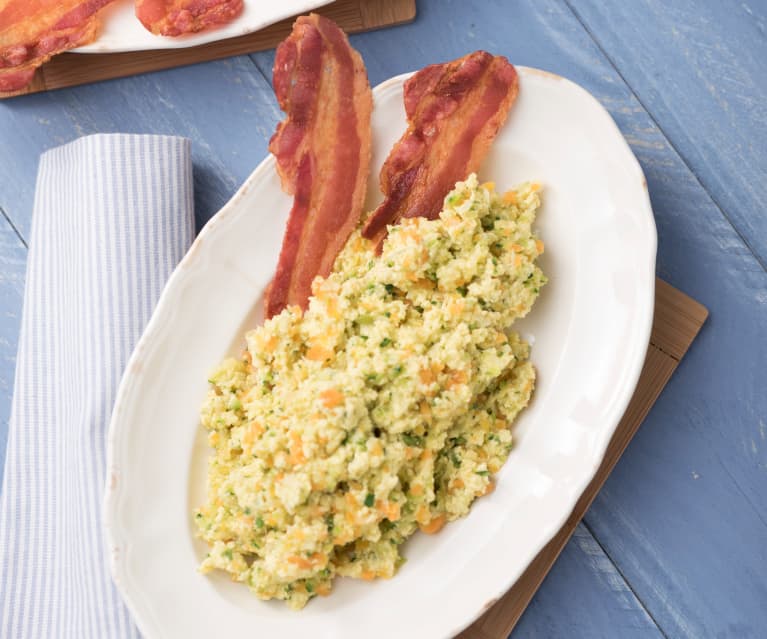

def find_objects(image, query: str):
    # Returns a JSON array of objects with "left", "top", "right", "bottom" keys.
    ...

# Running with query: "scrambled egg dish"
[{"left": 195, "top": 175, "right": 546, "bottom": 608}]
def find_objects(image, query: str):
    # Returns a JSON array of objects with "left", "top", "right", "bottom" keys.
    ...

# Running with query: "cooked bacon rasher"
[
  {"left": 135, "top": 0, "right": 243, "bottom": 36},
  {"left": 0, "top": 0, "right": 115, "bottom": 92},
  {"left": 362, "top": 51, "right": 519, "bottom": 247},
  {"left": 265, "top": 14, "right": 373, "bottom": 319}
]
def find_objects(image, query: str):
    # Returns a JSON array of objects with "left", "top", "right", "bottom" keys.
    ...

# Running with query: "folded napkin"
[{"left": 0, "top": 134, "right": 194, "bottom": 638}]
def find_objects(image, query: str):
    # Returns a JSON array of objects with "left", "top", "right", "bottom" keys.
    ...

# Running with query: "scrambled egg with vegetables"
[{"left": 195, "top": 174, "right": 546, "bottom": 608}]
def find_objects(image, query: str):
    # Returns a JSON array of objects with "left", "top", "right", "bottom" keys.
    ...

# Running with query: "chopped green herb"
[
  {"left": 475, "top": 470, "right": 490, "bottom": 476},
  {"left": 402, "top": 433, "right": 424, "bottom": 447},
  {"left": 380, "top": 337, "right": 392, "bottom": 347},
  {"left": 255, "top": 516, "right": 265, "bottom": 528},
  {"left": 457, "top": 285, "right": 468, "bottom": 296},
  {"left": 305, "top": 581, "right": 315, "bottom": 593},
  {"left": 356, "top": 314, "right": 374, "bottom": 325},
  {"left": 222, "top": 548, "right": 233, "bottom": 560},
  {"left": 364, "top": 493, "right": 375, "bottom": 508}
]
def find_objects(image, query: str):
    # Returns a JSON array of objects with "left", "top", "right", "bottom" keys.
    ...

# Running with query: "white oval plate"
[
  {"left": 73, "top": 0, "right": 332, "bottom": 53},
  {"left": 105, "top": 67, "right": 656, "bottom": 638}
]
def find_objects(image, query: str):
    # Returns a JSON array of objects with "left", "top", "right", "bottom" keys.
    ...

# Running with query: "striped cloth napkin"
[{"left": 0, "top": 134, "right": 195, "bottom": 638}]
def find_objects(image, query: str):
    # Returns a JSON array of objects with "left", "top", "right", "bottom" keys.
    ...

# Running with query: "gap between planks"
[{"left": 562, "top": 0, "right": 767, "bottom": 275}]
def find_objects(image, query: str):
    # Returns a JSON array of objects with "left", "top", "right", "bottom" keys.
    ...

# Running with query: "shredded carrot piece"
[
  {"left": 288, "top": 555, "right": 313, "bottom": 569},
  {"left": 287, "top": 552, "right": 325, "bottom": 570},
  {"left": 536, "top": 239, "right": 545, "bottom": 254},
  {"left": 448, "top": 299, "right": 465, "bottom": 316},
  {"left": 481, "top": 481, "right": 496, "bottom": 496},
  {"left": 419, "top": 514, "right": 447, "bottom": 534},
  {"left": 481, "top": 181, "right": 495, "bottom": 191},
  {"left": 409, "top": 484, "right": 424, "bottom": 496},
  {"left": 419, "top": 368, "right": 435, "bottom": 385},
  {"left": 319, "top": 388, "right": 344, "bottom": 408},
  {"left": 446, "top": 368, "right": 468, "bottom": 389},
  {"left": 502, "top": 190, "right": 517, "bottom": 204},
  {"left": 306, "top": 345, "right": 333, "bottom": 361},
  {"left": 377, "top": 500, "right": 401, "bottom": 521},
  {"left": 255, "top": 333, "right": 278, "bottom": 353},
  {"left": 360, "top": 570, "right": 376, "bottom": 581},
  {"left": 288, "top": 431, "right": 306, "bottom": 465}
]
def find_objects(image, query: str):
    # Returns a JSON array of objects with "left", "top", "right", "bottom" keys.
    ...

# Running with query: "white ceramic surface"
[
  {"left": 105, "top": 67, "right": 657, "bottom": 638},
  {"left": 73, "top": 0, "right": 332, "bottom": 53}
]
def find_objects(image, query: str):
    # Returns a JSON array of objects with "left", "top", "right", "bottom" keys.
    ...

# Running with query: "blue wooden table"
[{"left": 1, "top": 1, "right": 765, "bottom": 636}]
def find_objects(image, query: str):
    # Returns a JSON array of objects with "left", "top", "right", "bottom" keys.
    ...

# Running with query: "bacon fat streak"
[
  {"left": 362, "top": 51, "right": 519, "bottom": 248},
  {"left": 265, "top": 14, "right": 373, "bottom": 319}
]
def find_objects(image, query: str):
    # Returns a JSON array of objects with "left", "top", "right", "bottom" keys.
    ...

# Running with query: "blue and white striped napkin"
[{"left": 0, "top": 134, "right": 194, "bottom": 638}]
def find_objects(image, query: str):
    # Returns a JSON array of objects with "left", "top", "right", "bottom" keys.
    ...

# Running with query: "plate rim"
[
  {"left": 104, "top": 65, "right": 657, "bottom": 638},
  {"left": 72, "top": 0, "right": 334, "bottom": 54}
]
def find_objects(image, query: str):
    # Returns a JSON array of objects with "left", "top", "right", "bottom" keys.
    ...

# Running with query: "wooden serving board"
[
  {"left": 459, "top": 278, "right": 708, "bottom": 639},
  {"left": 0, "top": 0, "right": 416, "bottom": 98}
]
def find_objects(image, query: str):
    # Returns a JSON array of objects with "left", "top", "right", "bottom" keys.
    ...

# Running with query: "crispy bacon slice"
[
  {"left": 265, "top": 14, "right": 372, "bottom": 319},
  {"left": 362, "top": 51, "right": 519, "bottom": 247},
  {"left": 135, "top": 0, "right": 243, "bottom": 36},
  {"left": 0, "top": 0, "right": 115, "bottom": 92}
]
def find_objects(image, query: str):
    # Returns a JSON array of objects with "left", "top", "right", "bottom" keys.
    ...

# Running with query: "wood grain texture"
[
  {"left": 0, "top": 1, "right": 765, "bottom": 637},
  {"left": 461, "top": 283, "right": 706, "bottom": 638},
  {"left": 569, "top": 0, "right": 767, "bottom": 269},
  {"left": 0, "top": 0, "right": 415, "bottom": 99}
]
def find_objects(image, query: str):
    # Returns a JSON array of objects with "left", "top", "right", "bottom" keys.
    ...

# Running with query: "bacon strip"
[
  {"left": 362, "top": 51, "right": 519, "bottom": 247},
  {"left": 0, "top": 0, "right": 115, "bottom": 92},
  {"left": 135, "top": 0, "right": 243, "bottom": 36},
  {"left": 265, "top": 14, "right": 372, "bottom": 319}
]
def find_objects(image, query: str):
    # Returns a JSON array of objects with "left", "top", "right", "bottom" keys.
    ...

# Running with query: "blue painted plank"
[
  {"left": 568, "top": 0, "right": 767, "bottom": 268},
  {"left": 0, "top": 213, "right": 26, "bottom": 483},
  {"left": 0, "top": 56, "right": 281, "bottom": 238},
  {"left": 514, "top": 524, "right": 664, "bottom": 639}
]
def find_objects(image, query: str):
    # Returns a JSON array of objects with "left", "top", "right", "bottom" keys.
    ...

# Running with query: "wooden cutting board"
[
  {"left": 459, "top": 278, "right": 708, "bottom": 638},
  {"left": 0, "top": 0, "right": 416, "bottom": 98}
]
